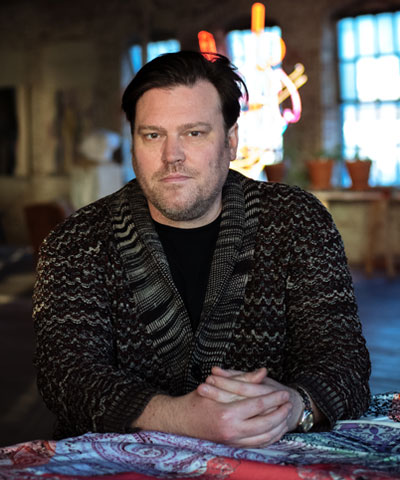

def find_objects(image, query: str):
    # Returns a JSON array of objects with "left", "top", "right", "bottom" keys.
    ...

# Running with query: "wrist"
[
  {"left": 295, "top": 386, "right": 314, "bottom": 432},
  {"left": 132, "top": 394, "right": 176, "bottom": 432}
]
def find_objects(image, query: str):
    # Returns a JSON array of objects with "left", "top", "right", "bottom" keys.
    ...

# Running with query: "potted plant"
[
  {"left": 265, "top": 161, "right": 285, "bottom": 182},
  {"left": 306, "top": 148, "right": 340, "bottom": 190},
  {"left": 345, "top": 154, "right": 372, "bottom": 190}
]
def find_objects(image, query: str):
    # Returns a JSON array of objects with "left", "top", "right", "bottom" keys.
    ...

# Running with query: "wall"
[{"left": 0, "top": 0, "right": 399, "bottom": 267}]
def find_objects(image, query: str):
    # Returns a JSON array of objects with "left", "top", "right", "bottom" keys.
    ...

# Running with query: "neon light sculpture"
[{"left": 199, "top": 2, "right": 307, "bottom": 180}]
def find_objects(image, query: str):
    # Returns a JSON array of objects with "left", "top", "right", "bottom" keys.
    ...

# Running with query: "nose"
[{"left": 162, "top": 135, "right": 185, "bottom": 164}]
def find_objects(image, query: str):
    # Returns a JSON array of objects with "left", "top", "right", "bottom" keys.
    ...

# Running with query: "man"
[{"left": 34, "top": 51, "right": 371, "bottom": 447}]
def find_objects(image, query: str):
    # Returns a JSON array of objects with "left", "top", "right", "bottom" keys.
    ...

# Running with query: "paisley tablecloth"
[{"left": 1, "top": 393, "right": 399, "bottom": 480}]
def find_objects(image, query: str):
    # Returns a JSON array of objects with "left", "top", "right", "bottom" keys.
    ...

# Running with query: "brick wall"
[{"left": 0, "top": 0, "right": 399, "bottom": 270}]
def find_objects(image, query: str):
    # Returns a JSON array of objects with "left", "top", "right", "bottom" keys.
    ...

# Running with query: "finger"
[
  {"left": 211, "top": 366, "right": 244, "bottom": 377},
  {"left": 231, "top": 391, "right": 291, "bottom": 423},
  {"left": 260, "top": 405, "right": 279, "bottom": 415},
  {"left": 205, "top": 373, "right": 273, "bottom": 397},
  {"left": 230, "top": 420, "right": 289, "bottom": 448},
  {"left": 233, "top": 368, "right": 267, "bottom": 384},
  {"left": 260, "top": 376, "right": 283, "bottom": 389},
  {"left": 212, "top": 367, "right": 268, "bottom": 384},
  {"left": 234, "top": 403, "right": 291, "bottom": 441},
  {"left": 197, "top": 383, "right": 244, "bottom": 403}
]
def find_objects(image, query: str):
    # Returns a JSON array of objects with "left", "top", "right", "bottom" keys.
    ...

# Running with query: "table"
[
  {"left": 310, "top": 189, "right": 397, "bottom": 277},
  {"left": 0, "top": 393, "right": 399, "bottom": 480}
]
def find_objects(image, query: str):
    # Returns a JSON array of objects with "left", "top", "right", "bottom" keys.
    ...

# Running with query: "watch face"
[{"left": 300, "top": 411, "right": 314, "bottom": 432}]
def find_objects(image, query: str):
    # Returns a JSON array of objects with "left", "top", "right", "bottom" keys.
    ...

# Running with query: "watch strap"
[{"left": 296, "top": 386, "right": 314, "bottom": 432}]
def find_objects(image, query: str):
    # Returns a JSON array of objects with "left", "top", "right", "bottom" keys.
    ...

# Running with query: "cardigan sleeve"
[
  {"left": 282, "top": 190, "right": 371, "bottom": 427},
  {"left": 33, "top": 203, "right": 164, "bottom": 439}
]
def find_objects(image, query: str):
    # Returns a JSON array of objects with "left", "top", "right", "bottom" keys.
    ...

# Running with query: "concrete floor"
[{"left": 0, "top": 246, "right": 399, "bottom": 448}]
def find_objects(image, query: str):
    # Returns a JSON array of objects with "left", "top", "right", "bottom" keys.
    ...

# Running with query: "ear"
[{"left": 227, "top": 123, "right": 239, "bottom": 161}]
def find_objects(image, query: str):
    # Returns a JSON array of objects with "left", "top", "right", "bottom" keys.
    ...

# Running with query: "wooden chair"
[{"left": 24, "top": 200, "right": 74, "bottom": 264}]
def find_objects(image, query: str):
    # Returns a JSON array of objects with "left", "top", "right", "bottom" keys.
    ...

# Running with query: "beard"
[{"left": 133, "top": 142, "right": 231, "bottom": 223}]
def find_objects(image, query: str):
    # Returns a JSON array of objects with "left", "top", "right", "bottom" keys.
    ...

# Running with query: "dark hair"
[{"left": 121, "top": 50, "right": 248, "bottom": 132}]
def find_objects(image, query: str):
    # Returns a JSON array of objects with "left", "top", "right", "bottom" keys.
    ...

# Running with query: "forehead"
[{"left": 134, "top": 80, "right": 223, "bottom": 126}]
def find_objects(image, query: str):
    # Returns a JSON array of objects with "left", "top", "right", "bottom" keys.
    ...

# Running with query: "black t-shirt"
[{"left": 153, "top": 215, "right": 221, "bottom": 331}]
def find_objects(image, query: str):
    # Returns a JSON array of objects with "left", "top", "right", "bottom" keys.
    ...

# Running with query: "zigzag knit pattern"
[{"left": 33, "top": 170, "right": 371, "bottom": 439}]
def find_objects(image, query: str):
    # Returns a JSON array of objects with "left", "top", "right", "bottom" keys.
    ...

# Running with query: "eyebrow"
[{"left": 137, "top": 122, "right": 212, "bottom": 134}]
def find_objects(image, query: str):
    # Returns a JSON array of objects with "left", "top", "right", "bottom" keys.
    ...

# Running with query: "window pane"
[
  {"left": 339, "top": 62, "right": 357, "bottom": 101},
  {"left": 343, "top": 103, "right": 380, "bottom": 158},
  {"left": 377, "top": 55, "right": 400, "bottom": 100},
  {"left": 370, "top": 103, "right": 400, "bottom": 184},
  {"left": 357, "top": 15, "right": 376, "bottom": 56},
  {"left": 377, "top": 13, "right": 394, "bottom": 54},
  {"left": 337, "top": 18, "right": 356, "bottom": 60},
  {"left": 147, "top": 39, "right": 180, "bottom": 62},
  {"left": 396, "top": 12, "right": 400, "bottom": 50},
  {"left": 343, "top": 103, "right": 400, "bottom": 185},
  {"left": 129, "top": 45, "right": 142, "bottom": 74},
  {"left": 342, "top": 104, "right": 358, "bottom": 153},
  {"left": 129, "top": 40, "right": 180, "bottom": 75},
  {"left": 356, "top": 55, "right": 400, "bottom": 101}
]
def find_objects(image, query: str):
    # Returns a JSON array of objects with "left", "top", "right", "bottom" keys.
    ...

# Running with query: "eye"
[
  {"left": 188, "top": 131, "right": 202, "bottom": 137},
  {"left": 144, "top": 132, "right": 160, "bottom": 140}
]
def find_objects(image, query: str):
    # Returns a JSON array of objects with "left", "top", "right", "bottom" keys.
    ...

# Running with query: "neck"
[{"left": 148, "top": 201, "right": 222, "bottom": 229}]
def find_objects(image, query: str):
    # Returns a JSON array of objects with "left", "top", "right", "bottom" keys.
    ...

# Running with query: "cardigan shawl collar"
[{"left": 109, "top": 170, "right": 260, "bottom": 392}]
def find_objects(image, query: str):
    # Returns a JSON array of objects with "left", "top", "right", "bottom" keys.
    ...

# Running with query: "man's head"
[
  {"left": 122, "top": 51, "right": 248, "bottom": 228},
  {"left": 122, "top": 51, "right": 248, "bottom": 133}
]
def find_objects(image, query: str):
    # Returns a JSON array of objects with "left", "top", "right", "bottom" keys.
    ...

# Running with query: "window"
[
  {"left": 227, "top": 27, "right": 285, "bottom": 179},
  {"left": 129, "top": 39, "right": 180, "bottom": 74},
  {"left": 337, "top": 12, "right": 400, "bottom": 186},
  {"left": 227, "top": 26, "right": 283, "bottom": 89}
]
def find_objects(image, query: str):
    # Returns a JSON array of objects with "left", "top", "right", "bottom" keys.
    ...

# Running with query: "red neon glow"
[
  {"left": 251, "top": 3, "right": 265, "bottom": 34},
  {"left": 198, "top": 31, "right": 217, "bottom": 60}
]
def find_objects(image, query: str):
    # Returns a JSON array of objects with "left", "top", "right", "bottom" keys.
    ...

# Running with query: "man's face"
[{"left": 132, "top": 80, "right": 238, "bottom": 228}]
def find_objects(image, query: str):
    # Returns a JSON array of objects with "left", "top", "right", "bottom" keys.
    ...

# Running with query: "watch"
[{"left": 296, "top": 386, "right": 314, "bottom": 433}]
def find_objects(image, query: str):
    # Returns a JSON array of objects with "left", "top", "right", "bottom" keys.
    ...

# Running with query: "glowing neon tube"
[
  {"left": 198, "top": 31, "right": 217, "bottom": 60},
  {"left": 278, "top": 69, "right": 302, "bottom": 123},
  {"left": 251, "top": 3, "right": 265, "bottom": 34}
]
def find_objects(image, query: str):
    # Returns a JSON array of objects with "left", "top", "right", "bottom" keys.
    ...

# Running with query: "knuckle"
[
  {"left": 256, "top": 396, "right": 266, "bottom": 410},
  {"left": 220, "top": 425, "right": 235, "bottom": 443},
  {"left": 236, "top": 383, "right": 247, "bottom": 396},
  {"left": 217, "top": 408, "right": 237, "bottom": 442},
  {"left": 219, "top": 406, "right": 234, "bottom": 424}
]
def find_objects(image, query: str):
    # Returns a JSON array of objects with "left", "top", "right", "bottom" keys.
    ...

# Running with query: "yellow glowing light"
[
  {"left": 278, "top": 64, "right": 308, "bottom": 103},
  {"left": 251, "top": 3, "right": 265, "bottom": 34}
]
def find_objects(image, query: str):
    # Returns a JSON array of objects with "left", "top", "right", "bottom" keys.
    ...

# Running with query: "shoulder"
[
  {"left": 40, "top": 181, "right": 136, "bottom": 257},
  {"left": 231, "top": 170, "right": 330, "bottom": 222}
]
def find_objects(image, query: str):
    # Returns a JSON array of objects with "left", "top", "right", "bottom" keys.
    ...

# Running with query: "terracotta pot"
[
  {"left": 345, "top": 160, "right": 372, "bottom": 190},
  {"left": 265, "top": 162, "right": 285, "bottom": 183},
  {"left": 306, "top": 159, "right": 334, "bottom": 190}
]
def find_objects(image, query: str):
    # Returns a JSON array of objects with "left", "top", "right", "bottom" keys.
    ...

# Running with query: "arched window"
[
  {"left": 337, "top": 11, "right": 400, "bottom": 186},
  {"left": 226, "top": 27, "right": 285, "bottom": 179}
]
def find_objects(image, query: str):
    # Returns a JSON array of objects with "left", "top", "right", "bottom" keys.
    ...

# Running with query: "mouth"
[{"left": 161, "top": 174, "right": 191, "bottom": 183}]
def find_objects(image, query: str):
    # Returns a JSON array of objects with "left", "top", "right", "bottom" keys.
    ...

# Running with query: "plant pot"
[
  {"left": 345, "top": 160, "right": 372, "bottom": 190},
  {"left": 265, "top": 162, "right": 285, "bottom": 183},
  {"left": 306, "top": 159, "right": 334, "bottom": 190}
]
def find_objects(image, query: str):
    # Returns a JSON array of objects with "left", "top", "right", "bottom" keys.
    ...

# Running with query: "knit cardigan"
[{"left": 33, "top": 170, "right": 371, "bottom": 439}]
